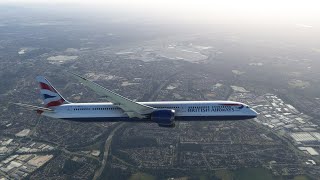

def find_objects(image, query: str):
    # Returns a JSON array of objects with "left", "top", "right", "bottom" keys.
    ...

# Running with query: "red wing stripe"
[{"left": 39, "top": 82, "right": 57, "bottom": 92}]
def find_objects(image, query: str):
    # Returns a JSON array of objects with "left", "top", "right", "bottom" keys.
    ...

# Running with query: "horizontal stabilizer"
[{"left": 14, "top": 103, "right": 54, "bottom": 112}]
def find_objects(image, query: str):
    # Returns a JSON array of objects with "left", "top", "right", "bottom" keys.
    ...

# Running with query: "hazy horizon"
[{"left": 1, "top": 0, "right": 319, "bottom": 26}]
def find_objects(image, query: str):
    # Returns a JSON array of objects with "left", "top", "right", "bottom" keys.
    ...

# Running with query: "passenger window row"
[
  {"left": 74, "top": 107, "right": 120, "bottom": 111},
  {"left": 156, "top": 107, "right": 180, "bottom": 109}
]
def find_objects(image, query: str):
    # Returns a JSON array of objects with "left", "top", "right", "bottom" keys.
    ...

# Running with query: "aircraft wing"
[
  {"left": 14, "top": 103, "right": 54, "bottom": 113},
  {"left": 70, "top": 73, "right": 155, "bottom": 119}
]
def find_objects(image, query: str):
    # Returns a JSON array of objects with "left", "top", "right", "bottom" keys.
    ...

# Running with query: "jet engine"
[{"left": 151, "top": 109, "right": 175, "bottom": 127}]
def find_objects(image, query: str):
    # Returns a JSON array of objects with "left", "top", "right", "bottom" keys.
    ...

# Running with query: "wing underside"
[{"left": 70, "top": 73, "right": 155, "bottom": 119}]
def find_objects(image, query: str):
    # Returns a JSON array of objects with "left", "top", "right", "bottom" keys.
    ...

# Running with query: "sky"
[{"left": 1, "top": 0, "right": 320, "bottom": 26}]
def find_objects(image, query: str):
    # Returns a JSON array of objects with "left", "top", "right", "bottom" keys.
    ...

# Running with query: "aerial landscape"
[{"left": 0, "top": 0, "right": 320, "bottom": 179}]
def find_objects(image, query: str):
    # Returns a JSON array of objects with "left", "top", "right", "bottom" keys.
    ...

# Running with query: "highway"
[
  {"left": 92, "top": 123, "right": 125, "bottom": 180},
  {"left": 92, "top": 71, "right": 181, "bottom": 179}
]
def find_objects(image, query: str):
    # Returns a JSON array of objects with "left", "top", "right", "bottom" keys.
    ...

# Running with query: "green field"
[
  {"left": 234, "top": 168, "right": 274, "bottom": 180},
  {"left": 126, "top": 168, "right": 310, "bottom": 180},
  {"left": 293, "top": 175, "right": 310, "bottom": 180},
  {"left": 129, "top": 172, "right": 156, "bottom": 180},
  {"left": 214, "top": 168, "right": 310, "bottom": 180}
]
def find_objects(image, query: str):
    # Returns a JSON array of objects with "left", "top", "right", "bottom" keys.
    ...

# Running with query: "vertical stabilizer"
[{"left": 36, "top": 76, "right": 69, "bottom": 108}]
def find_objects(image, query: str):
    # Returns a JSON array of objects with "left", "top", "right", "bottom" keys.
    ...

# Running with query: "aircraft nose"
[{"left": 250, "top": 108, "right": 258, "bottom": 118}]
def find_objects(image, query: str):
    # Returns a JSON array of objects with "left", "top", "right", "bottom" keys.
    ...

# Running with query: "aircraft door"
[
  {"left": 179, "top": 105, "right": 187, "bottom": 113},
  {"left": 67, "top": 106, "right": 72, "bottom": 111}
]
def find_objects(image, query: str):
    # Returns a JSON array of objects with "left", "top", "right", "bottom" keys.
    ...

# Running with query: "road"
[
  {"left": 92, "top": 71, "right": 181, "bottom": 179},
  {"left": 92, "top": 123, "right": 125, "bottom": 180}
]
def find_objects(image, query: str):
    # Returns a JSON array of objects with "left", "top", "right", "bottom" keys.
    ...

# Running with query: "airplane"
[{"left": 15, "top": 73, "right": 258, "bottom": 127}]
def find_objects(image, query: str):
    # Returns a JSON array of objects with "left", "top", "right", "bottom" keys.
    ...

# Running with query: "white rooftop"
[
  {"left": 291, "top": 132, "right": 317, "bottom": 142},
  {"left": 299, "top": 147, "right": 319, "bottom": 156}
]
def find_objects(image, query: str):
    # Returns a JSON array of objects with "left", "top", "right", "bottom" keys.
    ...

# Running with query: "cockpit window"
[{"left": 246, "top": 106, "right": 249, "bottom": 108}]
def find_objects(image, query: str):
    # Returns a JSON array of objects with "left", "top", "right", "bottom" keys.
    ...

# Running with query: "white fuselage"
[{"left": 42, "top": 101, "right": 257, "bottom": 122}]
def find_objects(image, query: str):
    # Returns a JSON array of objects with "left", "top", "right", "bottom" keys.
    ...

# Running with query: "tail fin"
[{"left": 36, "top": 76, "right": 69, "bottom": 108}]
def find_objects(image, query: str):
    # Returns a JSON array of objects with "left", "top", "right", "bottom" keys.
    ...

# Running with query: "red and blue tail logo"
[{"left": 36, "top": 76, "right": 68, "bottom": 108}]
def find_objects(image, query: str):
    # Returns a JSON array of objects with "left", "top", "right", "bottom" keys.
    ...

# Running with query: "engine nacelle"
[{"left": 151, "top": 109, "right": 175, "bottom": 127}]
